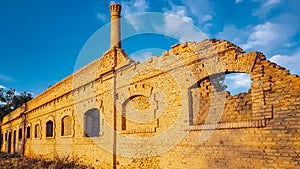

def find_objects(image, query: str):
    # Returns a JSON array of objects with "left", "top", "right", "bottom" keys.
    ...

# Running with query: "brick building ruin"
[{"left": 1, "top": 3, "right": 300, "bottom": 169}]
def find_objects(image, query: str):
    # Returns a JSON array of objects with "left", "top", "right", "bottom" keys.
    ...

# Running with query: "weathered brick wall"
[{"left": 1, "top": 39, "right": 300, "bottom": 168}]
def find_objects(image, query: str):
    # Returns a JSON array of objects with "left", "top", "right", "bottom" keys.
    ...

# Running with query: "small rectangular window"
[
  {"left": 0, "top": 134, "right": 3, "bottom": 148},
  {"left": 13, "top": 131, "right": 16, "bottom": 144}
]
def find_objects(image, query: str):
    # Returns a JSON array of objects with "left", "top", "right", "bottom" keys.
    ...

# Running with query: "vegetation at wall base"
[{"left": 0, "top": 152, "right": 94, "bottom": 169}]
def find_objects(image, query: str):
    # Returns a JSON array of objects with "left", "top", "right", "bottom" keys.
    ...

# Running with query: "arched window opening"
[
  {"left": 224, "top": 73, "right": 252, "bottom": 95},
  {"left": 84, "top": 108, "right": 100, "bottom": 137},
  {"left": 0, "top": 134, "right": 3, "bottom": 149},
  {"left": 34, "top": 124, "right": 40, "bottom": 138},
  {"left": 46, "top": 121, "right": 54, "bottom": 137},
  {"left": 121, "top": 95, "right": 151, "bottom": 130},
  {"left": 26, "top": 126, "right": 30, "bottom": 138},
  {"left": 7, "top": 132, "right": 11, "bottom": 153},
  {"left": 13, "top": 130, "right": 16, "bottom": 145},
  {"left": 61, "top": 116, "right": 72, "bottom": 136},
  {"left": 18, "top": 128, "right": 22, "bottom": 140}
]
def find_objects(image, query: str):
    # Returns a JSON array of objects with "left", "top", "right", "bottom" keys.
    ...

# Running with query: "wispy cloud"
[
  {"left": 181, "top": 0, "right": 213, "bottom": 22},
  {"left": 0, "top": 74, "right": 14, "bottom": 82},
  {"left": 130, "top": 51, "right": 153, "bottom": 62},
  {"left": 129, "top": 48, "right": 167, "bottom": 62},
  {"left": 253, "top": 0, "right": 281, "bottom": 17},
  {"left": 201, "top": 15, "right": 212, "bottom": 22},
  {"left": 262, "top": 0, "right": 280, "bottom": 8},
  {"left": 236, "top": 0, "right": 243, "bottom": 3},
  {"left": 122, "top": 0, "right": 149, "bottom": 15},
  {"left": 216, "top": 24, "right": 250, "bottom": 45},
  {"left": 180, "top": 0, "right": 213, "bottom": 32},
  {"left": 97, "top": 13, "right": 108, "bottom": 22},
  {"left": 0, "top": 84, "right": 6, "bottom": 89}
]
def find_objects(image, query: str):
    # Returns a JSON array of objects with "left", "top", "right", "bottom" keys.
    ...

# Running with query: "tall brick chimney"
[{"left": 110, "top": 3, "right": 122, "bottom": 49}]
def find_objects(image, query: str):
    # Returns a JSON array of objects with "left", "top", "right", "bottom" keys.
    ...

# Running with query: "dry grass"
[{"left": 0, "top": 152, "right": 94, "bottom": 169}]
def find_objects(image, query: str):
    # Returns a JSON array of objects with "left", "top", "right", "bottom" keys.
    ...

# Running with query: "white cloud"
[
  {"left": 121, "top": 0, "right": 149, "bottom": 30},
  {"left": 270, "top": 50, "right": 300, "bottom": 75},
  {"left": 180, "top": 0, "right": 213, "bottom": 33},
  {"left": 122, "top": 0, "right": 149, "bottom": 15},
  {"left": 119, "top": 0, "right": 208, "bottom": 41},
  {"left": 253, "top": 0, "right": 281, "bottom": 17},
  {"left": 158, "top": 14, "right": 206, "bottom": 42},
  {"left": 130, "top": 51, "right": 153, "bottom": 62},
  {"left": 225, "top": 73, "right": 251, "bottom": 95},
  {"left": 226, "top": 74, "right": 251, "bottom": 89},
  {"left": 236, "top": 0, "right": 243, "bottom": 3},
  {"left": 155, "top": 4, "right": 207, "bottom": 42},
  {"left": 241, "top": 22, "right": 295, "bottom": 54},
  {"left": 132, "top": 0, "right": 148, "bottom": 12},
  {"left": 163, "top": 5, "right": 193, "bottom": 23}
]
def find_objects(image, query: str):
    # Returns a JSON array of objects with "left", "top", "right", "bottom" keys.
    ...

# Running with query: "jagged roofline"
[
  {"left": 0, "top": 39, "right": 297, "bottom": 123},
  {"left": 134, "top": 38, "right": 295, "bottom": 75}
]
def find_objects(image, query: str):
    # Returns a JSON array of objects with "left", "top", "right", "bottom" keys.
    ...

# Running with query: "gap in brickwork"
[{"left": 224, "top": 73, "right": 252, "bottom": 95}]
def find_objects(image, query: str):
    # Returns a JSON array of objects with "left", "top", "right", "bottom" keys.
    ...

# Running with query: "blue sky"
[{"left": 0, "top": 0, "right": 299, "bottom": 96}]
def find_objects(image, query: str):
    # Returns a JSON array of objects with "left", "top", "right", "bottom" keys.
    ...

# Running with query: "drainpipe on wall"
[{"left": 112, "top": 47, "right": 118, "bottom": 169}]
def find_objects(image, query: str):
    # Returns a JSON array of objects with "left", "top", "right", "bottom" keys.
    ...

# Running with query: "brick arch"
[
  {"left": 196, "top": 51, "right": 260, "bottom": 82},
  {"left": 121, "top": 94, "right": 145, "bottom": 130},
  {"left": 44, "top": 115, "right": 55, "bottom": 123}
]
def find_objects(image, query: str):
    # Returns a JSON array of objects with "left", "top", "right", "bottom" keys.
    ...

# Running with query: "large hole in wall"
[
  {"left": 189, "top": 73, "right": 252, "bottom": 125},
  {"left": 224, "top": 73, "right": 251, "bottom": 95}
]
